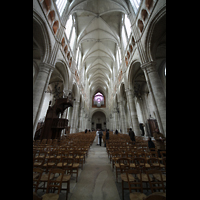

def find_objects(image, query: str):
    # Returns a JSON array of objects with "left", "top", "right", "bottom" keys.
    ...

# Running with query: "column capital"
[
  {"left": 125, "top": 88, "right": 134, "bottom": 96},
  {"left": 73, "top": 101, "right": 80, "bottom": 106},
  {"left": 141, "top": 61, "right": 156, "bottom": 74},
  {"left": 39, "top": 62, "right": 54, "bottom": 73},
  {"left": 63, "top": 89, "right": 72, "bottom": 97}
]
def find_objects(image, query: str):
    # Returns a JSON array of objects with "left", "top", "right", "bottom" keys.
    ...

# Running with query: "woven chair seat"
[
  {"left": 33, "top": 173, "right": 39, "bottom": 179},
  {"left": 153, "top": 174, "right": 166, "bottom": 181},
  {"left": 130, "top": 163, "right": 135, "bottom": 168},
  {"left": 137, "top": 173, "right": 152, "bottom": 182},
  {"left": 72, "top": 163, "right": 79, "bottom": 168},
  {"left": 121, "top": 173, "right": 135, "bottom": 182},
  {"left": 43, "top": 162, "right": 56, "bottom": 167},
  {"left": 34, "top": 162, "right": 43, "bottom": 166},
  {"left": 42, "top": 193, "right": 59, "bottom": 200},
  {"left": 56, "top": 174, "right": 71, "bottom": 182},
  {"left": 129, "top": 192, "right": 147, "bottom": 200},
  {"left": 56, "top": 162, "right": 67, "bottom": 167},
  {"left": 40, "top": 174, "right": 54, "bottom": 182}
]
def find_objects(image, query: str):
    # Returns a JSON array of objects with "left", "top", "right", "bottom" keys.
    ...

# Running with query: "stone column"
[
  {"left": 125, "top": 89, "right": 141, "bottom": 136},
  {"left": 70, "top": 101, "right": 80, "bottom": 133},
  {"left": 141, "top": 61, "right": 166, "bottom": 136},
  {"left": 84, "top": 115, "right": 88, "bottom": 131},
  {"left": 87, "top": 118, "right": 91, "bottom": 130},
  {"left": 78, "top": 108, "right": 83, "bottom": 132},
  {"left": 118, "top": 101, "right": 126, "bottom": 134},
  {"left": 112, "top": 109, "right": 117, "bottom": 131},
  {"left": 33, "top": 62, "right": 54, "bottom": 139}
]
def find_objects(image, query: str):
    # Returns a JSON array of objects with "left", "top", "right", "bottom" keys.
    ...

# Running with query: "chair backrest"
[
  {"left": 160, "top": 151, "right": 166, "bottom": 159},
  {"left": 149, "top": 151, "right": 158, "bottom": 158},
  {"left": 148, "top": 157, "right": 161, "bottom": 169},
  {"left": 33, "top": 157, "right": 45, "bottom": 167},
  {"left": 37, "top": 150, "right": 47, "bottom": 158},
  {"left": 146, "top": 169, "right": 165, "bottom": 193},
  {"left": 133, "top": 157, "right": 146, "bottom": 169},
  {"left": 126, "top": 169, "right": 144, "bottom": 193},
  {"left": 118, "top": 158, "right": 130, "bottom": 173},
  {"left": 144, "top": 194, "right": 166, "bottom": 200},
  {"left": 46, "top": 168, "right": 64, "bottom": 194},
  {"left": 41, "top": 139, "right": 47, "bottom": 144},
  {"left": 33, "top": 168, "right": 43, "bottom": 192},
  {"left": 52, "top": 139, "right": 58, "bottom": 145},
  {"left": 47, "top": 157, "right": 58, "bottom": 166},
  {"left": 33, "top": 192, "right": 42, "bottom": 200},
  {"left": 64, "top": 157, "right": 74, "bottom": 173}
]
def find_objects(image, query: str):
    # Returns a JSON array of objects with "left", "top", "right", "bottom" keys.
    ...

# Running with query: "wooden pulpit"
[{"left": 39, "top": 97, "right": 73, "bottom": 140}]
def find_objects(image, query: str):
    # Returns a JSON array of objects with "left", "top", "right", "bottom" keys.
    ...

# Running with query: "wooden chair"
[
  {"left": 43, "top": 157, "right": 58, "bottom": 173},
  {"left": 41, "top": 168, "right": 64, "bottom": 200},
  {"left": 35, "top": 150, "right": 47, "bottom": 159},
  {"left": 125, "top": 169, "right": 147, "bottom": 200},
  {"left": 33, "top": 168, "right": 43, "bottom": 192},
  {"left": 160, "top": 151, "right": 166, "bottom": 159},
  {"left": 57, "top": 157, "right": 71, "bottom": 200},
  {"left": 73, "top": 150, "right": 84, "bottom": 169},
  {"left": 161, "top": 157, "right": 166, "bottom": 173},
  {"left": 133, "top": 157, "right": 150, "bottom": 170},
  {"left": 147, "top": 157, "right": 161, "bottom": 170},
  {"left": 146, "top": 169, "right": 166, "bottom": 196},
  {"left": 36, "top": 140, "right": 41, "bottom": 145},
  {"left": 118, "top": 158, "right": 133, "bottom": 200},
  {"left": 33, "top": 157, "right": 45, "bottom": 169},
  {"left": 144, "top": 193, "right": 166, "bottom": 200},
  {"left": 41, "top": 139, "right": 47, "bottom": 145},
  {"left": 65, "top": 157, "right": 79, "bottom": 182},
  {"left": 33, "top": 192, "right": 42, "bottom": 200},
  {"left": 47, "top": 139, "right": 52, "bottom": 145}
]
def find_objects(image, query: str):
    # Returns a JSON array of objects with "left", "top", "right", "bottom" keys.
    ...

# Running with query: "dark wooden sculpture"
[{"left": 39, "top": 97, "right": 73, "bottom": 140}]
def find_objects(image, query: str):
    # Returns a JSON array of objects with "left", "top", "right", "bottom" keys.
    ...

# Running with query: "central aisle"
[{"left": 69, "top": 140, "right": 121, "bottom": 200}]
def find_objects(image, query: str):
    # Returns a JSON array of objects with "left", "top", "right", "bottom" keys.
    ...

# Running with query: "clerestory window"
[
  {"left": 56, "top": 0, "right": 68, "bottom": 16},
  {"left": 130, "top": 0, "right": 142, "bottom": 14}
]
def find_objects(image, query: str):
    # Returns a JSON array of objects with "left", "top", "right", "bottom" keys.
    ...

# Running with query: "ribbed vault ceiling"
[{"left": 68, "top": 0, "right": 129, "bottom": 93}]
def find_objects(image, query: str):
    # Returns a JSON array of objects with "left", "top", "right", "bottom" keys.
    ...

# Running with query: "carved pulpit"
[{"left": 39, "top": 97, "right": 73, "bottom": 140}]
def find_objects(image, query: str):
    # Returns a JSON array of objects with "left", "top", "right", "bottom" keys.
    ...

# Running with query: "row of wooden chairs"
[
  {"left": 106, "top": 135, "right": 166, "bottom": 200},
  {"left": 125, "top": 168, "right": 166, "bottom": 200},
  {"left": 33, "top": 149, "right": 86, "bottom": 171},
  {"left": 33, "top": 168, "right": 69, "bottom": 200},
  {"left": 33, "top": 132, "right": 96, "bottom": 199},
  {"left": 117, "top": 157, "right": 166, "bottom": 200}
]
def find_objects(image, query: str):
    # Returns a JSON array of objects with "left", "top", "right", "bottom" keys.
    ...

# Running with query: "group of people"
[
  {"left": 95, "top": 129, "right": 109, "bottom": 147},
  {"left": 128, "top": 127, "right": 166, "bottom": 157},
  {"left": 93, "top": 127, "right": 166, "bottom": 157}
]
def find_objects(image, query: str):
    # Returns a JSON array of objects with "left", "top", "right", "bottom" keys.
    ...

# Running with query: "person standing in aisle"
[
  {"left": 98, "top": 129, "right": 103, "bottom": 146},
  {"left": 96, "top": 129, "right": 99, "bottom": 145},
  {"left": 105, "top": 129, "right": 109, "bottom": 147}
]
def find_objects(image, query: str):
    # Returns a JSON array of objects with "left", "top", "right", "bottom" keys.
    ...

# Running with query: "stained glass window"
[{"left": 93, "top": 92, "right": 104, "bottom": 107}]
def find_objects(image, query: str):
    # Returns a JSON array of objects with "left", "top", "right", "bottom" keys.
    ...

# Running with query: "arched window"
[
  {"left": 69, "top": 26, "right": 76, "bottom": 51},
  {"left": 130, "top": 0, "right": 142, "bottom": 14},
  {"left": 56, "top": 0, "right": 68, "bottom": 16},
  {"left": 93, "top": 92, "right": 105, "bottom": 108},
  {"left": 124, "top": 14, "right": 131, "bottom": 38},
  {"left": 65, "top": 15, "right": 73, "bottom": 39},
  {"left": 121, "top": 26, "right": 127, "bottom": 52}
]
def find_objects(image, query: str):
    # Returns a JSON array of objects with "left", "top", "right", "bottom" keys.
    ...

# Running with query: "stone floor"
[{"left": 35, "top": 140, "right": 164, "bottom": 200}]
